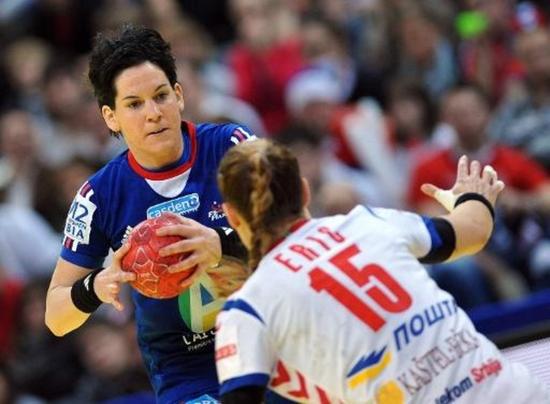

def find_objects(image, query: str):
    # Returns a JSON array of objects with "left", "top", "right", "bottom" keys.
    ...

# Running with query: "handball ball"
[{"left": 122, "top": 214, "right": 196, "bottom": 299}]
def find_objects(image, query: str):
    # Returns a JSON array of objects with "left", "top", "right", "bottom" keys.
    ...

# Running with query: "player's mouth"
[{"left": 148, "top": 128, "right": 168, "bottom": 136}]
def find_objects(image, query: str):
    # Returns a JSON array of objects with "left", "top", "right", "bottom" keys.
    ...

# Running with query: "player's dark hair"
[
  {"left": 218, "top": 140, "right": 303, "bottom": 269},
  {"left": 88, "top": 24, "right": 177, "bottom": 110}
]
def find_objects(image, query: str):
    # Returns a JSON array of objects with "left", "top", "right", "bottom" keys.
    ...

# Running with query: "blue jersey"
[{"left": 61, "top": 122, "right": 255, "bottom": 403}]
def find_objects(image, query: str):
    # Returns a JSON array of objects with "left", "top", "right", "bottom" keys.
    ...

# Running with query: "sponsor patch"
[
  {"left": 64, "top": 187, "right": 96, "bottom": 248},
  {"left": 347, "top": 346, "right": 392, "bottom": 389},
  {"left": 186, "top": 394, "right": 217, "bottom": 404},
  {"left": 216, "top": 343, "right": 237, "bottom": 360},
  {"left": 208, "top": 201, "right": 226, "bottom": 221},
  {"left": 147, "top": 193, "right": 200, "bottom": 218}
]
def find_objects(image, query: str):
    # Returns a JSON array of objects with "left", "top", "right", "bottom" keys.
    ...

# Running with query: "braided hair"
[{"left": 218, "top": 139, "right": 304, "bottom": 269}]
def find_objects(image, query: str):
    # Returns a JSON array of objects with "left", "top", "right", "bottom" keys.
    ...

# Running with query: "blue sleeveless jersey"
[{"left": 60, "top": 122, "right": 255, "bottom": 403}]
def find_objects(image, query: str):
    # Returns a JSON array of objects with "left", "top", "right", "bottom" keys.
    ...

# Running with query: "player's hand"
[
  {"left": 421, "top": 155, "right": 505, "bottom": 212},
  {"left": 156, "top": 213, "right": 222, "bottom": 274},
  {"left": 93, "top": 243, "right": 136, "bottom": 311},
  {"left": 206, "top": 258, "right": 251, "bottom": 298}
]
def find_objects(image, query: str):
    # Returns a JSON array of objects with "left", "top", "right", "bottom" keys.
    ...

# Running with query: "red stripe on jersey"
[
  {"left": 79, "top": 182, "right": 91, "bottom": 197},
  {"left": 233, "top": 129, "right": 246, "bottom": 142},
  {"left": 128, "top": 121, "right": 197, "bottom": 180}
]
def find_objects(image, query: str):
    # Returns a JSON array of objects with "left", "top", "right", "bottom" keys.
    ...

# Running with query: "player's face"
[{"left": 102, "top": 62, "right": 185, "bottom": 169}]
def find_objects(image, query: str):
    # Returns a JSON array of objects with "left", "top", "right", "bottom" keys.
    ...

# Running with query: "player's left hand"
[
  {"left": 155, "top": 212, "right": 222, "bottom": 274},
  {"left": 421, "top": 155, "right": 505, "bottom": 212}
]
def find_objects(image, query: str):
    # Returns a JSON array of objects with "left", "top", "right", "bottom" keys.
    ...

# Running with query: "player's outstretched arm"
[
  {"left": 421, "top": 155, "right": 505, "bottom": 262},
  {"left": 45, "top": 245, "right": 135, "bottom": 336}
]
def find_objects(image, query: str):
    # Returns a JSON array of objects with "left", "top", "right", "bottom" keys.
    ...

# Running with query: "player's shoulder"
[
  {"left": 223, "top": 265, "right": 279, "bottom": 316},
  {"left": 195, "top": 122, "right": 256, "bottom": 145}
]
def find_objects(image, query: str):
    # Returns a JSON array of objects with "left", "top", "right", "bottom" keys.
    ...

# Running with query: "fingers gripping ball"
[{"left": 122, "top": 215, "right": 196, "bottom": 299}]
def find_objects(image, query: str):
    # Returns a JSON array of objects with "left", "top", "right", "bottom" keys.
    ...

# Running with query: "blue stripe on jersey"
[
  {"left": 219, "top": 373, "right": 270, "bottom": 395},
  {"left": 421, "top": 216, "right": 443, "bottom": 252},
  {"left": 365, "top": 205, "right": 383, "bottom": 219},
  {"left": 223, "top": 299, "right": 264, "bottom": 324}
]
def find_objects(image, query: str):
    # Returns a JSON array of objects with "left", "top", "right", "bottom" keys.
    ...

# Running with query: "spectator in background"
[
  {"left": 0, "top": 363, "right": 17, "bottom": 404},
  {"left": 2, "top": 37, "right": 51, "bottom": 115},
  {"left": 285, "top": 68, "right": 400, "bottom": 207},
  {"left": 34, "top": 157, "right": 100, "bottom": 233},
  {"left": 0, "top": 109, "right": 43, "bottom": 207},
  {"left": 385, "top": 80, "right": 440, "bottom": 191},
  {"left": 458, "top": 0, "right": 521, "bottom": 102},
  {"left": 489, "top": 27, "right": 550, "bottom": 171},
  {"left": 177, "top": 60, "right": 266, "bottom": 137},
  {"left": 409, "top": 84, "right": 550, "bottom": 307},
  {"left": 300, "top": 15, "right": 385, "bottom": 106},
  {"left": 226, "top": 0, "right": 304, "bottom": 134},
  {"left": 276, "top": 124, "right": 384, "bottom": 216},
  {"left": 0, "top": 119, "right": 60, "bottom": 282},
  {"left": 10, "top": 278, "right": 83, "bottom": 401},
  {"left": 396, "top": 5, "right": 458, "bottom": 101},
  {"left": 70, "top": 318, "right": 153, "bottom": 403},
  {"left": 23, "top": 0, "right": 98, "bottom": 55}
]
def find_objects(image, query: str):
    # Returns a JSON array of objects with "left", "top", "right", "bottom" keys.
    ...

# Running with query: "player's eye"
[
  {"left": 127, "top": 100, "right": 142, "bottom": 109},
  {"left": 154, "top": 92, "right": 168, "bottom": 102}
]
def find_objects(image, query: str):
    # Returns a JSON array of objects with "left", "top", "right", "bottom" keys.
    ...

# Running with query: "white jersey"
[{"left": 215, "top": 206, "right": 549, "bottom": 403}]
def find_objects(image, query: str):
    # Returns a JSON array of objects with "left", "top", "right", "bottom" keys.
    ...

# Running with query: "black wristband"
[
  {"left": 71, "top": 268, "right": 103, "bottom": 313},
  {"left": 454, "top": 192, "right": 495, "bottom": 220},
  {"left": 214, "top": 227, "right": 248, "bottom": 262}
]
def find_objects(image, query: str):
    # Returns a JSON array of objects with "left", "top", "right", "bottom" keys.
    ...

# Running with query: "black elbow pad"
[{"left": 419, "top": 217, "right": 456, "bottom": 264}]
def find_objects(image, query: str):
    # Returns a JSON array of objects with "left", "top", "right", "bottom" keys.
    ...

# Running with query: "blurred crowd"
[{"left": 1, "top": 0, "right": 550, "bottom": 402}]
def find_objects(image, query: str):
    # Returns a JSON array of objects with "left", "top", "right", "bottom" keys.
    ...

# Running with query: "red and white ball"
[{"left": 122, "top": 214, "right": 196, "bottom": 299}]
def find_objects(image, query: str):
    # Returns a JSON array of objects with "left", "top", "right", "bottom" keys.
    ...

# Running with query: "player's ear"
[
  {"left": 222, "top": 202, "right": 241, "bottom": 229},
  {"left": 301, "top": 177, "right": 311, "bottom": 209},
  {"left": 102, "top": 105, "right": 120, "bottom": 133},
  {"left": 174, "top": 83, "right": 185, "bottom": 112}
]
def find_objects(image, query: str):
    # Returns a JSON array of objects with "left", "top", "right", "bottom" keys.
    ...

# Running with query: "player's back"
[{"left": 218, "top": 205, "right": 548, "bottom": 403}]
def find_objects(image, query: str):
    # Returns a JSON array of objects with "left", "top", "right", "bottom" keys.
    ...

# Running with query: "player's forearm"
[
  {"left": 444, "top": 199, "right": 494, "bottom": 261},
  {"left": 45, "top": 286, "right": 90, "bottom": 336}
]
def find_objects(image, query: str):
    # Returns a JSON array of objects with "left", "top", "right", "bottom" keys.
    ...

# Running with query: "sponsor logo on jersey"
[
  {"left": 373, "top": 380, "right": 405, "bottom": 404},
  {"left": 63, "top": 182, "right": 96, "bottom": 251},
  {"left": 178, "top": 271, "right": 225, "bottom": 333},
  {"left": 186, "top": 394, "right": 217, "bottom": 404},
  {"left": 216, "top": 343, "right": 237, "bottom": 360},
  {"left": 208, "top": 201, "right": 226, "bottom": 221},
  {"left": 470, "top": 358, "right": 502, "bottom": 383},
  {"left": 347, "top": 346, "right": 392, "bottom": 389},
  {"left": 393, "top": 298, "right": 458, "bottom": 351},
  {"left": 397, "top": 327, "right": 480, "bottom": 397},
  {"left": 435, "top": 377, "right": 474, "bottom": 404},
  {"left": 181, "top": 329, "right": 216, "bottom": 352},
  {"left": 146, "top": 193, "right": 200, "bottom": 218},
  {"left": 434, "top": 358, "right": 502, "bottom": 403}
]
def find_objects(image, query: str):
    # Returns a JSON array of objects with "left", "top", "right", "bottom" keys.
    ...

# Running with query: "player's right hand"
[
  {"left": 421, "top": 155, "right": 505, "bottom": 212},
  {"left": 93, "top": 243, "right": 136, "bottom": 311}
]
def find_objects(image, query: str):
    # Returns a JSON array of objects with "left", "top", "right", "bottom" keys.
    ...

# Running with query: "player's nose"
[{"left": 145, "top": 100, "right": 162, "bottom": 121}]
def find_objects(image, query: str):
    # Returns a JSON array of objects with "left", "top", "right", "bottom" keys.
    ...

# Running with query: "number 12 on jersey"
[{"left": 309, "top": 244, "right": 412, "bottom": 331}]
